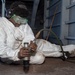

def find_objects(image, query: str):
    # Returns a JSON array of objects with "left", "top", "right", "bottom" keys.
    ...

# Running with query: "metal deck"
[{"left": 0, "top": 58, "right": 75, "bottom": 75}]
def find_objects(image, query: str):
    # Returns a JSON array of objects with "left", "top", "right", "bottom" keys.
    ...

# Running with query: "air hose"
[{"left": 35, "top": 29, "right": 69, "bottom": 61}]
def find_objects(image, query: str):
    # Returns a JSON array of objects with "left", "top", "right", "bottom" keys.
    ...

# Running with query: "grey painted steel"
[
  {"left": 48, "top": 0, "right": 60, "bottom": 9},
  {"left": 44, "top": 0, "right": 71, "bottom": 45},
  {"left": 1, "top": 0, "right": 5, "bottom": 17},
  {"left": 46, "top": 0, "right": 62, "bottom": 44},
  {"left": 47, "top": 11, "right": 61, "bottom": 19},
  {"left": 65, "top": 37, "right": 75, "bottom": 40},
  {"left": 31, "top": 0, "right": 40, "bottom": 28},
  {"left": 43, "top": 0, "right": 50, "bottom": 38},
  {"left": 66, "top": 21, "right": 75, "bottom": 24},
  {"left": 44, "top": 0, "right": 75, "bottom": 44},
  {"left": 22, "top": 0, "right": 33, "bottom": 1},
  {"left": 44, "top": 0, "right": 61, "bottom": 43},
  {"left": 60, "top": 0, "right": 70, "bottom": 45},
  {"left": 67, "top": 2, "right": 75, "bottom": 9},
  {"left": 65, "top": 0, "right": 75, "bottom": 44}
]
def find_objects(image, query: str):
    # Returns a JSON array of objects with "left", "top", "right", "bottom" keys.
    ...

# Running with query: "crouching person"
[{"left": 0, "top": 1, "right": 45, "bottom": 65}]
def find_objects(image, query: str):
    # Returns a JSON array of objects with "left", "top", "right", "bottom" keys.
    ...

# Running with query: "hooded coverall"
[{"left": 0, "top": 17, "right": 75, "bottom": 64}]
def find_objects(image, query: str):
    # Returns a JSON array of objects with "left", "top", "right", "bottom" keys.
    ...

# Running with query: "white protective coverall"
[{"left": 0, "top": 17, "right": 75, "bottom": 64}]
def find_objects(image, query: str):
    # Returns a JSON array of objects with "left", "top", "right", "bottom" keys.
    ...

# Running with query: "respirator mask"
[{"left": 11, "top": 14, "right": 28, "bottom": 25}]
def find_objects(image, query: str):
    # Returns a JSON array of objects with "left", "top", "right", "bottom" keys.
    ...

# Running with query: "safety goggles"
[{"left": 11, "top": 14, "right": 28, "bottom": 25}]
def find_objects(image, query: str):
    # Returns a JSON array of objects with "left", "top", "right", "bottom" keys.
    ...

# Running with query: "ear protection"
[
  {"left": 6, "top": 5, "right": 21, "bottom": 18},
  {"left": 6, "top": 9, "right": 13, "bottom": 18}
]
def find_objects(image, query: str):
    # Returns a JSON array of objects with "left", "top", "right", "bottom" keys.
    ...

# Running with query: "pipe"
[
  {"left": 35, "top": 29, "right": 66, "bottom": 60},
  {"left": 1, "top": 0, "right": 5, "bottom": 17}
]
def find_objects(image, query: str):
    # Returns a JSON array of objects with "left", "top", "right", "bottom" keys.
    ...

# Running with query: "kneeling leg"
[{"left": 30, "top": 52, "right": 45, "bottom": 64}]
